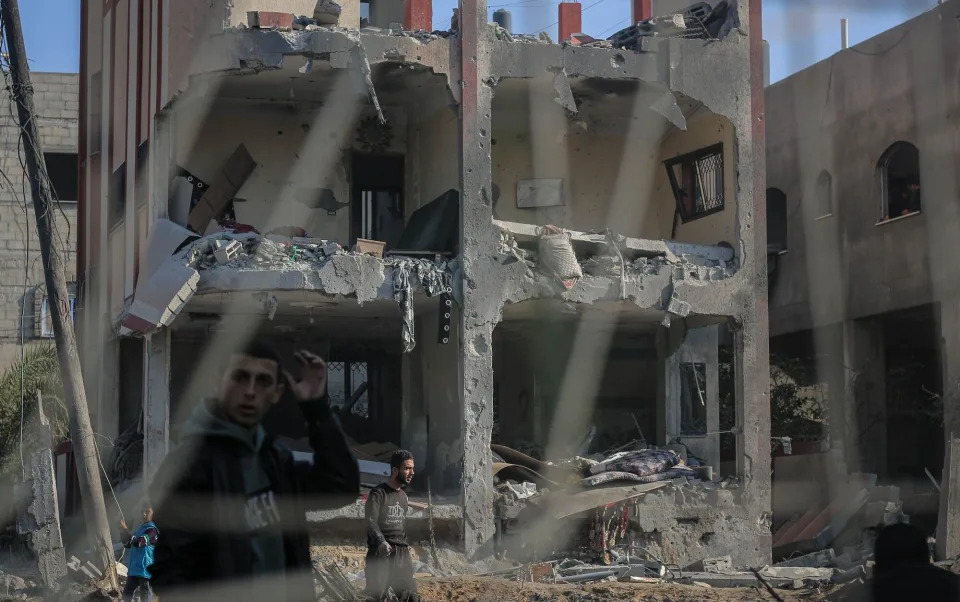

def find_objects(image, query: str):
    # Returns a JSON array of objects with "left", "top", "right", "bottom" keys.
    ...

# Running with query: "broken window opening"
[
  {"left": 664, "top": 144, "right": 725, "bottom": 223},
  {"left": 44, "top": 153, "right": 78, "bottom": 204},
  {"left": 327, "top": 360, "right": 370, "bottom": 418},
  {"left": 878, "top": 141, "right": 921, "bottom": 222},
  {"left": 680, "top": 362, "right": 707, "bottom": 436},
  {"left": 360, "top": 0, "right": 370, "bottom": 26},
  {"left": 351, "top": 154, "right": 405, "bottom": 250},
  {"left": 815, "top": 170, "right": 832, "bottom": 217},
  {"left": 766, "top": 188, "right": 787, "bottom": 254}
]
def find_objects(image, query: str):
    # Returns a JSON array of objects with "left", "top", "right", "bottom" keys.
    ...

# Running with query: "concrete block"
[
  {"left": 759, "top": 566, "right": 833, "bottom": 581},
  {"left": 214, "top": 239, "right": 243, "bottom": 264},
  {"left": 247, "top": 11, "right": 294, "bottom": 29}
]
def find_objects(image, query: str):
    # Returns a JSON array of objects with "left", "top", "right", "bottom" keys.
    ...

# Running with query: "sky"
[{"left": 17, "top": 0, "right": 938, "bottom": 84}]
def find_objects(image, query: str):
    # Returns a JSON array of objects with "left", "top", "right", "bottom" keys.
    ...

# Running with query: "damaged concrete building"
[
  {"left": 77, "top": 0, "right": 769, "bottom": 565},
  {"left": 766, "top": 0, "right": 960, "bottom": 559}
]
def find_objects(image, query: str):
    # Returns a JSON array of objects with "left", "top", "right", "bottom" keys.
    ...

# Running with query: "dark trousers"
[
  {"left": 364, "top": 544, "right": 419, "bottom": 602},
  {"left": 122, "top": 576, "right": 153, "bottom": 602}
]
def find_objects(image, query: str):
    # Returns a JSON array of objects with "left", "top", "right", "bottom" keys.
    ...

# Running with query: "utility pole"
[{"left": 1, "top": 0, "right": 119, "bottom": 592}]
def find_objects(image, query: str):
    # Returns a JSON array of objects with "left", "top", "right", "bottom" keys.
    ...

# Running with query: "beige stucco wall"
[
  {"left": 492, "top": 108, "right": 737, "bottom": 248},
  {"left": 177, "top": 98, "right": 459, "bottom": 243},
  {"left": 659, "top": 112, "right": 738, "bottom": 248}
]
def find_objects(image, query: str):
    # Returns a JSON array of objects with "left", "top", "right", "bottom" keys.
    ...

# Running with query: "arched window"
[
  {"left": 878, "top": 142, "right": 921, "bottom": 221},
  {"left": 766, "top": 188, "right": 787, "bottom": 253},
  {"left": 815, "top": 170, "right": 832, "bottom": 218}
]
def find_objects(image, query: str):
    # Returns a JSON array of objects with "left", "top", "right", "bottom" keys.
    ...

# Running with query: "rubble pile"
[
  {"left": 498, "top": 225, "right": 736, "bottom": 289},
  {"left": 493, "top": 25, "right": 553, "bottom": 44},
  {"left": 607, "top": 0, "right": 740, "bottom": 50}
]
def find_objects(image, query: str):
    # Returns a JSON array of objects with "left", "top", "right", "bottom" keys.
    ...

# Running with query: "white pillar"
[{"left": 143, "top": 329, "right": 171, "bottom": 483}]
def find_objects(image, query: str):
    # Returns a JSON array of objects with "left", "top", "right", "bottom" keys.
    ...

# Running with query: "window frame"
[
  {"left": 877, "top": 141, "right": 922, "bottom": 224},
  {"left": 664, "top": 143, "right": 726, "bottom": 223},
  {"left": 39, "top": 294, "right": 77, "bottom": 338}
]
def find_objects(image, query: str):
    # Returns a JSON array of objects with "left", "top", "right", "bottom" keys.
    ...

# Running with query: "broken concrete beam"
[
  {"left": 492, "top": 219, "right": 734, "bottom": 262},
  {"left": 123, "top": 258, "right": 200, "bottom": 333},
  {"left": 702, "top": 556, "right": 733, "bottom": 574},
  {"left": 187, "top": 144, "right": 256, "bottom": 232},
  {"left": 676, "top": 572, "right": 794, "bottom": 588},
  {"left": 137, "top": 219, "right": 196, "bottom": 295},
  {"left": 247, "top": 11, "right": 295, "bottom": 30},
  {"left": 773, "top": 548, "right": 835, "bottom": 568},
  {"left": 759, "top": 566, "right": 834, "bottom": 582}
]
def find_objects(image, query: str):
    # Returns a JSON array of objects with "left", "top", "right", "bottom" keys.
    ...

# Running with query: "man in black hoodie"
[{"left": 148, "top": 343, "right": 359, "bottom": 601}]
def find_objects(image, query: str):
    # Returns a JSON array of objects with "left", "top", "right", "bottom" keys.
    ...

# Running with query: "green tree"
[{"left": 0, "top": 344, "right": 68, "bottom": 476}]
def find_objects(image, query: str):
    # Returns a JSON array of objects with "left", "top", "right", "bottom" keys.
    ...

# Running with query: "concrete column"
[
  {"left": 843, "top": 318, "right": 886, "bottom": 476},
  {"left": 631, "top": 0, "right": 652, "bottom": 22},
  {"left": 558, "top": 2, "right": 582, "bottom": 42},
  {"left": 403, "top": 0, "right": 432, "bottom": 32},
  {"left": 937, "top": 299, "right": 960, "bottom": 559},
  {"left": 732, "top": 0, "right": 772, "bottom": 567},
  {"left": 459, "top": 0, "right": 497, "bottom": 556},
  {"left": 143, "top": 329, "right": 171, "bottom": 484}
]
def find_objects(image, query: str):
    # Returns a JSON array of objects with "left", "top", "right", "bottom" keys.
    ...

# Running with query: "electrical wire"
[{"left": 0, "top": 7, "right": 77, "bottom": 481}]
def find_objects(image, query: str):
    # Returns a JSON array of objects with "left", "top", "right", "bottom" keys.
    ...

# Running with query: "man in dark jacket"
[
  {"left": 148, "top": 343, "right": 359, "bottom": 601},
  {"left": 364, "top": 450, "right": 419, "bottom": 602}
]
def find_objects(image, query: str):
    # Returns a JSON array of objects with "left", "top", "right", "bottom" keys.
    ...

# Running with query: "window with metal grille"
[
  {"left": 326, "top": 360, "right": 369, "bottom": 417},
  {"left": 680, "top": 362, "right": 707, "bottom": 436},
  {"left": 664, "top": 144, "right": 725, "bottom": 223}
]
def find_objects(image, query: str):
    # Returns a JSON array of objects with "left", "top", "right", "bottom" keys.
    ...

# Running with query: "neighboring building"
[
  {"left": 766, "top": 0, "right": 960, "bottom": 556},
  {"left": 0, "top": 73, "right": 78, "bottom": 372},
  {"left": 78, "top": 0, "right": 768, "bottom": 563}
]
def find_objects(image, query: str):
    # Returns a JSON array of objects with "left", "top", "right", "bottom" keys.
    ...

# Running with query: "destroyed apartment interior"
[
  {"left": 40, "top": 0, "right": 957, "bottom": 596},
  {"left": 58, "top": 0, "right": 772, "bottom": 572}
]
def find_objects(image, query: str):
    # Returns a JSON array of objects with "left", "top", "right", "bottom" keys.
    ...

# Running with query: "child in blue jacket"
[{"left": 120, "top": 503, "right": 158, "bottom": 602}]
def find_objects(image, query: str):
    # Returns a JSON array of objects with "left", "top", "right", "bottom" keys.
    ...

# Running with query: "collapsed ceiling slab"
[{"left": 182, "top": 28, "right": 461, "bottom": 107}]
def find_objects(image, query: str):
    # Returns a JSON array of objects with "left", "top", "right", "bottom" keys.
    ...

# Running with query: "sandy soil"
[{"left": 414, "top": 576, "right": 855, "bottom": 602}]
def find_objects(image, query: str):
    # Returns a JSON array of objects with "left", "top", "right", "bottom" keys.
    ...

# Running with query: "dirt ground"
[
  {"left": 309, "top": 544, "right": 869, "bottom": 602},
  {"left": 413, "top": 576, "right": 862, "bottom": 602}
]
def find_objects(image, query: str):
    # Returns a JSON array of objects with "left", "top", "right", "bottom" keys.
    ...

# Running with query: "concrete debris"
[
  {"left": 651, "top": 91, "right": 687, "bottom": 131},
  {"left": 211, "top": 227, "right": 451, "bottom": 351},
  {"left": 608, "top": 0, "right": 739, "bottom": 51},
  {"left": 353, "top": 37, "right": 385, "bottom": 124},
  {"left": 538, "top": 226, "right": 583, "bottom": 289},
  {"left": 213, "top": 239, "right": 243, "bottom": 264},
  {"left": 492, "top": 23, "right": 551, "bottom": 44},
  {"left": 703, "top": 555, "right": 733, "bottom": 574},
  {"left": 551, "top": 69, "right": 578, "bottom": 114},
  {"left": 312, "top": 0, "right": 342, "bottom": 25},
  {"left": 247, "top": 11, "right": 295, "bottom": 30},
  {"left": 667, "top": 293, "right": 691, "bottom": 317},
  {"left": 15, "top": 392, "right": 67, "bottom": 590},
  {"left": 393, "top": 256, "right": 452, "bottom": 352}
]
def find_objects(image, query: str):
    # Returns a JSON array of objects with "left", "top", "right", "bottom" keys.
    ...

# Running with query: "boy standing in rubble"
[
  {"left": 148, "top": 343, "right": 360, "bottom": 601},
  {"left": 364, "top": 450, "right": 419, "bottom": 602}
]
